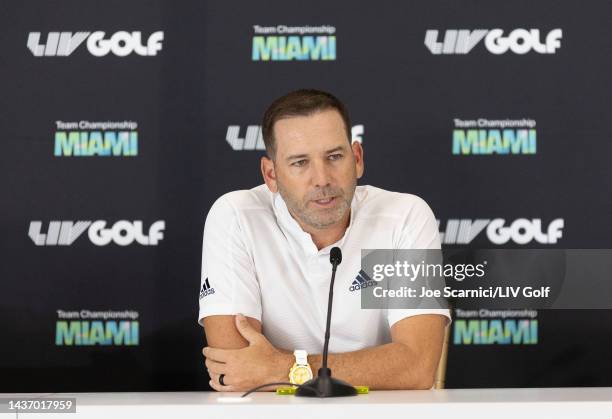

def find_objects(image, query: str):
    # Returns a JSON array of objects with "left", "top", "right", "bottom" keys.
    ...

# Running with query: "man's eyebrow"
[
  {"left": 285, "top": 146, "right": 347, "bottom": 161},
  {"left": 285, "top": 153, "right": 309, "bottom": 161},
  {"left": 325, "top": 146, "right": 345, "bottom": 154}
]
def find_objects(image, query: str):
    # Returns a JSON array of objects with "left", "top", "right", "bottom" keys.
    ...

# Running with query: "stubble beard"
[{"left": 277, "top": 179, "right": 356, "bottom": 230}]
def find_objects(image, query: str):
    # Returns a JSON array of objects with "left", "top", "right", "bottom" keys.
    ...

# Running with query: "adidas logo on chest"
[{"left": 349, "top": 270, "right": 376, "bottom": 292}]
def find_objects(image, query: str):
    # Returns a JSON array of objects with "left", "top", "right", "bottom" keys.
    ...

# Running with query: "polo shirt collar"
[{"left": 272, "top": 190, "right": 359, "bottom": 256}]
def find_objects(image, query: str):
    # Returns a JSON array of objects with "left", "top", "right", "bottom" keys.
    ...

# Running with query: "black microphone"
[
  {"left": 296, "top": 246, "right": 357, "bottom": 397},
  {"left": 330, "top": 246, "right": 342, "bottom": 265}
]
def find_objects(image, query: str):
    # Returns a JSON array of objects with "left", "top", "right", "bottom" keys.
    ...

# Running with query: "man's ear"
[
  {"left": 261, "top": 156, "right": 278, "bottom": 192},
  {"left": 352, "top": 141, "right": 364, "bottom": 179}
]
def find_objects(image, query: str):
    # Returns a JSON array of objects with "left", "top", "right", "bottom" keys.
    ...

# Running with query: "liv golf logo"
[
  {"left": 438, "top": 218, "right": 564, "bottom": 245},
  {"left": 28, "top": 31, "right": 164, "bottom": 57},
  {"left": 226, "top": 124, "right": 364, "bottom": 150},
  {"left": 29, "top": 220, "right": 165, "bottom": 246},
  {"left": 54, "top": 120, "right": 138, "bottom": 157},
  {"left": 425, "top": 29, "right": 562, "bottom": 55},
  {"left": 252, "top": 25, "right": 336, "bottom": 61}
]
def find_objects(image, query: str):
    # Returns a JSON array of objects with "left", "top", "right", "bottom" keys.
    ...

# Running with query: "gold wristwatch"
[{"left": 288, "top": 350, "right": 313, "bottom": 385}]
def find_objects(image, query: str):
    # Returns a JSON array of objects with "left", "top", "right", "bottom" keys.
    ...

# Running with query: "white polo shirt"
[{"left": 198, "top": 184, "right": 451, "bottom": 354}]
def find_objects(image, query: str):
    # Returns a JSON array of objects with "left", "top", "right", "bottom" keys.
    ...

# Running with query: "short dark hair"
[{"left": 261, "top": 89, "right": 351, "bottom": 158}]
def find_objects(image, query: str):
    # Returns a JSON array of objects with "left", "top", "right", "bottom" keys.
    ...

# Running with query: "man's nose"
[{"left": 310, "top": 159, "right": 332, "bottom": 188}]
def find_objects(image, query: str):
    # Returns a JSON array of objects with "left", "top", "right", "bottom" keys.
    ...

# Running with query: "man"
[{"left": 198, "top": 89, "right": 450, "bottom": 392}]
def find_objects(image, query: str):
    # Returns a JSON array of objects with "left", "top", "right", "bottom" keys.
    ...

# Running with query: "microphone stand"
[{"left": 296, "top": 247, "right": 357, "bottom": 397}]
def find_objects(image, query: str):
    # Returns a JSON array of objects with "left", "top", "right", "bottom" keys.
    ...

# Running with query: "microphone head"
[{"left": 330, "top": 247, "right": 342, "bottom": 265}]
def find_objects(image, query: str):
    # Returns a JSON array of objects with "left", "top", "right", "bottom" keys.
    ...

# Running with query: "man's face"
[{"left": 261, "top": 109, "right": 364, "bottom": 230}]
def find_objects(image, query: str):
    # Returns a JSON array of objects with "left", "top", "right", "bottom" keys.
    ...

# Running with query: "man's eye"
[
  {"left": 328, "top": 153, "right": 343, "bottom": 161},
  {"left": 291, "top": 160, "right": 307, "bottom": 167}
]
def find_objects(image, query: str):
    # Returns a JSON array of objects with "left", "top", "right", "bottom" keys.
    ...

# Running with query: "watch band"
[{"left": 293, "top": 349, "right": 309, "bottom": 365}]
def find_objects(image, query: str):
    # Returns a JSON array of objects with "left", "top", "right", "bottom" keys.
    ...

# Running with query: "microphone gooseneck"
[
  {"left": 321, "top": 246, "right": 342, "bottom": 371},
  {"left": 295, "top": 246, "right": 357, "bottom": 397}
]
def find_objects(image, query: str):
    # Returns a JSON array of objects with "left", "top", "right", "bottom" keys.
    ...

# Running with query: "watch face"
[{"left": 290, "top": 365, "right": 313, "bottom": 385}]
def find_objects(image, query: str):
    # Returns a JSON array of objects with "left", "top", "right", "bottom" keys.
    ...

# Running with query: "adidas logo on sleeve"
[{"left": 199, "top": 277, "right": 215, "bottom": 299}]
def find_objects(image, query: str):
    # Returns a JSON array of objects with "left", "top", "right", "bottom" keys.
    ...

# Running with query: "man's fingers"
[
  {"left": 205, "top": 358, "right": 229, "bottom": 375},
  {"left": 209, "top": 371, "right": 233, "bottom": 386},
  {"left": 234, "top": 313, "right": 263, "bottom": 345},
  {"left": 202, "top": 346, "right": 234, "bottom": 362},
  {"left": 208, "top": 371, "right": 220, "bottom": 384},
  {"left": 208, "top": 372, "right": 235, "bottom": 392},
  {"left": 209, "top": 379, "right": 235, "bottom": 392}
]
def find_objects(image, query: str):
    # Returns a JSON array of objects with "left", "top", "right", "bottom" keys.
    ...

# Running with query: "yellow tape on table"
[{"left": 276, "top": 385, "right": 369, "bottom": 395}]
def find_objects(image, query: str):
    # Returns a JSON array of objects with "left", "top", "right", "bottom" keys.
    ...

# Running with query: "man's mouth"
[{"left": 312, "top": 196, "right": 337, "bottom": 207}]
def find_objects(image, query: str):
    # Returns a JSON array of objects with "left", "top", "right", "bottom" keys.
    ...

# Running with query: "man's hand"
[{"left": 203, "top": 314, "right": 293, "bottom": 392}]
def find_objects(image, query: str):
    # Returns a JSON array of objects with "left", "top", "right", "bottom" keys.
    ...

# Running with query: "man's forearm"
[
  {"left": 304, "top": 342, "right": 436, "bottom": 390},
  {"left": 203, "top": 314, "right": 446, "bottom": 392}
]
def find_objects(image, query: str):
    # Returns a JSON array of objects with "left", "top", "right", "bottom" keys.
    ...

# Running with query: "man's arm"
[
  {"left": 306, "top": 314, "right": 447, "bottom": 390},
  {"left": 203, "top": 314, "right": 294, "bottom": 391},
  {"left": 203, "top": 313, "right": 448, "bottom": 391},
  {"left": 203, "top": 315, "right": 262, "bottom": 348}
]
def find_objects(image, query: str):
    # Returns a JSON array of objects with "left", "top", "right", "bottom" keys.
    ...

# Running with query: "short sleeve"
[
  {"left": 388, "top": 195, "right": 451, "bottom": 327},
  {"left": 197, "top": 196, "right": 262, "bottom": 326},
  {"left": 396, "top": 195, "right": 441, "bottom": 250}
]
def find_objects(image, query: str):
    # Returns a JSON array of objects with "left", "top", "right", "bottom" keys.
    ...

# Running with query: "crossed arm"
[{"left": 202, "top": 313, "right": 448, "bottom": 392}]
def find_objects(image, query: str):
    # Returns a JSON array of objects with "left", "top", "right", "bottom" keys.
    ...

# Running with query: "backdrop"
[{"left": 1, "top": 0, "right": 611, "bottom": 392}]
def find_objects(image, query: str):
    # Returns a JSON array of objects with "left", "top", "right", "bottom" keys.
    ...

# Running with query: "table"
[{"left": 1, "top": 387, "right": 611, "bottom": 418}]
